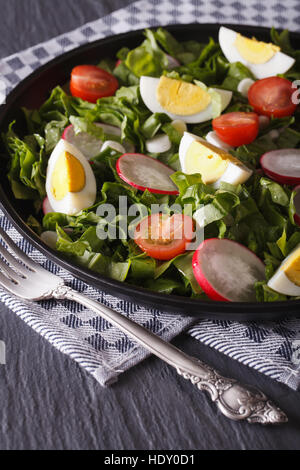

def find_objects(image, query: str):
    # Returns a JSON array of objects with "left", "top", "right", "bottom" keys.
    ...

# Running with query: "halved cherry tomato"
[
  {"left": 70, "top": 65, "right": 119, "bottom": 103},
  {"left": 134, "top": 213, "right": 195, "bottom": 260},
  {"left": 248, "top": 77, "right": 297, "bottom": 118},
  {"left": 212, "top": 112, "right": 259, "bottom": 147}
]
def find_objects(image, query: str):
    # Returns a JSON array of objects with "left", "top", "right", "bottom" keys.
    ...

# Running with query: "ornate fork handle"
[
  {"left": 177, "top": 364, "right": 287, "bottom": 424},
  {"left": 51, "top": 285, "right": 287, "bottom": 425}
]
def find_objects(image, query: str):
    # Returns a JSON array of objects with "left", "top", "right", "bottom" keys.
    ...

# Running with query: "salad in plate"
[{"left": 3, "top": 25, "right": 300, "bottom": 303}]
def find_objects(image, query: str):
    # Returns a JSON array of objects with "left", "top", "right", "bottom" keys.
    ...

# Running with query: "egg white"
[
  {"left": 179, "top": 132, "right": 252, "bottom": 188},
  {"left": 179, "top": 132, "right": 205, "bottom": 172},
  {"left": 139, "top": 76, "right": 232, "bottom": 123},
  {"left": 215, "top": 161, "right": 252, "bottom": 188},
  {"left": 219, "top": 27, "right": 295, "bottom": 80},
  {"left": 267, "top": 246, "right": 300, "bottom": 296},
  {"left": 46, "top": 139, "right": 97, "bottom": 215},
  {"left": 267, "top": 269, "right": 300, "bottom": 296}
]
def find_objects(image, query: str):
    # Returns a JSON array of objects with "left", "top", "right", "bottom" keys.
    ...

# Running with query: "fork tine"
[
  {"left": 0, "top": 227, "right": 44, "bottom": 272},
  {"left": 0, "top": 242, "right": 32, "bottom": 277},
  {"left": 0, "top": 228, "right": 62, "bottom": 300},
  {"left": 0, "top": 256, "right": 23, "bottom": 281},
  {"left": 0, "top": 269, "right": 19, "bottom": 293}
]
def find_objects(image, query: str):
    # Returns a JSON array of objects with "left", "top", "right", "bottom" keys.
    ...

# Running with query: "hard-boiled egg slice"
[
  {"left": 46, "top": 139, "right": 97, "bottom": 215},
  {"left": 179, "top": 132, "right": 252, "bottom": 187},
  {"left": 268, "top": 245, "right": 300, "bottom": 296},
  {"left": 140, "top": 76, "right": 232, "bottom": 123},
  {"left": 219, "top": 27, "right": 295, "bottom": 79}
]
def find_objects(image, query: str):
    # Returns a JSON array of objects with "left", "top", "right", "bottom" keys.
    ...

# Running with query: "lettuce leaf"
[
  {"left": 221, "top": 61, "right": 255, "bottom": 92},
  {"left": 124, "top": 29, "right": 169, "bottom": 78},
  {"left": 56, "top": 226, "right": 131, "bottom": 281},
  {"left": 4, "top": 123, "right": 47, "bottom": 200}
]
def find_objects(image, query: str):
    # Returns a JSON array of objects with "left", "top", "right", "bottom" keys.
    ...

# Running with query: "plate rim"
[{"left": 1, "top": 22, "right": 300, "bottom": 320}]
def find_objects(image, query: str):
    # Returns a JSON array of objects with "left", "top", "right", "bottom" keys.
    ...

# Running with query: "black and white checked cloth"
[{"left": 1, "top": 0, "right": 300, "bottom": 389}]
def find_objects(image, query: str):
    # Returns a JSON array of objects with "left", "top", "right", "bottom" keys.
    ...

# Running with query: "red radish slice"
[
  {"left": 192, "top": 238, "right": 266, "bottom": 302},
  {"left": 62, "top": 122, "right": 122, "bottom": 140},
  {"left": 62, "top": 124, "right": 74, "bottom": 140},
  {"left": 166, "top": 54, "right": 180, "bottom": 69},
  {"left": 260, "top": 148, "right": 300, "bottom": 185},
  {"left": 293, "top": 185, "right": 300, "bottom": 226},
  {"left": 43, "top": 197, "right": 54, "bottom": 215},
  {"left": 116, "top": 153, "right": 179, "bottom": 195},
  {"left": 62, "top": 123, "right": 134, "bottom": 159},
  {"left": 63, "top": 124, "right": 100, "bottom": 159}
]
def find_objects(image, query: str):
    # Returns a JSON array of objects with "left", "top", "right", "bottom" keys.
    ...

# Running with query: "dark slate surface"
[{"left": 1, "top": 0, "right": 300, "bottom": 450}]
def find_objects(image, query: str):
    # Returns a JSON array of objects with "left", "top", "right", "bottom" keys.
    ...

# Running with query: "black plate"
[{"left": 0, "top": 23, "right": 300, "bottom": 321}]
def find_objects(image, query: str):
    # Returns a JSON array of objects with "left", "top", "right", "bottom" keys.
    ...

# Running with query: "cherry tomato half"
[
  {"left": 248, "top": 77, "right": 297, "bottom": 118},
  {"left": 134, "top": 213, "right": 195, "bottom": 260},
  {"left": 70, "top": 65, "right": 119, "bottom": 103},
  {"left": 212, "top": 112, "right": 259, "bottom": 147}
]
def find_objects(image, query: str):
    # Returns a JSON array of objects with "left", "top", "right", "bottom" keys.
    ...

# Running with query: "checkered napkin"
[{"left": 1, "top": 0, "right": 300, "bottom": 389}]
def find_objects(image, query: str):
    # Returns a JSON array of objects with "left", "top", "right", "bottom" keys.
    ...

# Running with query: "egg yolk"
[
  {"left": 156, "top": 76, "right": 211, "bottom": 116},
  {"left": 281, "top": 246, "right": 300, "bottom": 287},
  {"left": 235, "top": 34, "right": 280, "bottom": 64},
  {"left": 51, "top": 151, "right": 85, "bottom": 200},
  {"left": 184, "top": 140, "right": 241, "bottom": 184}
]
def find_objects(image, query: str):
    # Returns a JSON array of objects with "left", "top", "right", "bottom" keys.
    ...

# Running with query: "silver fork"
[{"left": 0, "top": 227, "right": 287, "bottom": 425}]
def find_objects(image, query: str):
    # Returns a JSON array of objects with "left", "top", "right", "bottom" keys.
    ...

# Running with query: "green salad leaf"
[{"left": 124, "top": 29, "right": 169, "bottom": 78}]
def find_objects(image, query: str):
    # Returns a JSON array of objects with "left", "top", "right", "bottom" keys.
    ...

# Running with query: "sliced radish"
[
  {"left": 116, "top": 153, "right": 179, "bottom": 194},
  {"left": 62, "top": 124, "right": 106, "bottom": 160},
  {"left": 43, "top": 197, "right": 54, "bottom": 215},
  {"left": 293, "top": 185, "right": 300, "bottom": 226},
  {"left": 166, "top": 54, "right": 180, "bottom": 69},
  {"left": 260, "top": 148, "right": 300, "bottom": 185},
  {"left": 192, "top": 238, "right": 266, "bottom": 302},
  {"left": 62, "top": 123, "right": 134, "bottom": 159}
]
